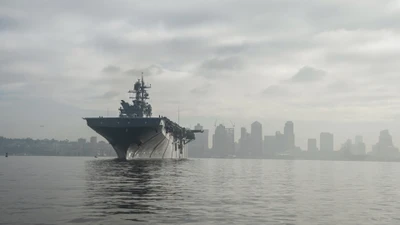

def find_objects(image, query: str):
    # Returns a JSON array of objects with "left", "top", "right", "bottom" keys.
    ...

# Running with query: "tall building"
[
  {"left": 238, "top": 127, "right": 250, "bottom": 157},
  {"left": 77, "top": 138, "right": 86, "bottom": 145},
  {"left": 264, "top": 135, "right": 276, "bottom": 155},
  {"left": 340, "top": 139, "right": 353, "bottom": 154},
  {"left": 355, "top": 135, "right": 363, "bottom": 144},
  {"left": 212, "top": 124, "right": 230, "bottom": 157},
  {"left": 226, "top": 127, "right": 235, "bottom": 156},
  {"left": 241, "top": 127, "right": 247, "bottom": 140},
  {"left": 339, "top": 136, "right": 366, "bottom": 156},
  {"left": 203, "top": 129, "right": 210, "bottom": 155},
  {"left": 378, "top": 130, "right": 393, "bottom": 147},
  {"left": 250, "top": 121, "right": 263, "bottom": 157},
  {"left": 77, "top": 138, "right": 87, "bottom": 154},
  {"left": 320, "top": 132, "right": 334, "bottom": 152},
  {"left": 284, "top": 121, "right": 295, "bottom": 151},
  {"left": 353, "top": 135, "right": 366, "bottom": 155},
  {"left": 90, "top": 136, "right": 97, "bottom": 144},
  {"left": 372, "top": 130, "right": 399, "bottom": 157},
  {"left": 275, "top": 131, "right": 285, "bottom": 154},
  {"left": 188, "top": 123, "right": 209, "bottom": 158},
  {"left": 307, "top": 138, "right": 318, "bottom": 152},
  {"left": 234, "top": 142, "right": 240, "bottom": 155}
]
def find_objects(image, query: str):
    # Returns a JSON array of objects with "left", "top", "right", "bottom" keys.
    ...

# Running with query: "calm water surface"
[{"left": 1, "top": 157, "right": 400, "bottom": 224}]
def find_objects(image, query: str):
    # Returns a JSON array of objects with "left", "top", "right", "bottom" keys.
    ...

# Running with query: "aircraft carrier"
[{"left": 84, "top": 76, "right": 202, "bottom": 160}]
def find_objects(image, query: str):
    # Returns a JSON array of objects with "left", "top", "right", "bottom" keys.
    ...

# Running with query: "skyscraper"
[
  {"left": 284, "top": 121, "right": 295, "bottom": 151},
  {"left": 203, "top": 129, "right": 210, "bottom": 155},
  {"left": 188, "top": 123, "right": 209, "bottom": 158},
  {"left": 378, "top": 130, "right": 393, "bottom": 147},
  {"left": 340, "top": 139, "right": 353, "bottom": 154},
  {"left": 355, "top": 135, "right": 363, "bottom": 144},
  {"left": 251, "top": 121, "right": 263, "bottom": 157},
  {"left": 320, "top": 132, "right": 334, "bottom": 152},
  {"left": 353, "top": 135, "right": 366, "bottom": 155},
  {"left": 275, "top": 131, "right": 285, "bottom": 153},
  {"left": 226, "top": 127, "right": 235, "bottom": 156},
  {"left": 264, "top": 135, "right": 276, "bottom": 155},
  {"left": 307, "top": 138, "right": 318, "bottom": 152},
  {"left": 241, "top": 127, "right": 247, "bottom": 140},
  {"left": 212, "top": 124, "right": 230, "bottom": 157},
  {"left": 78, "top": 138, "right": 86, "bottom": 145},
  {"left": 90, "top": 136, "right": 97, "bottom": 144},
  {"left": 372, "top": 130, "right": 399, "bottom": 157},
  {"left": 239, "top": 127, "right": 250, "bottom": 157}
]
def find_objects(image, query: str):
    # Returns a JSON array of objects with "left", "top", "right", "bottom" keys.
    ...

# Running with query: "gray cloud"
[
  {"left": 215, "top": 43, "right": 251, "bottom": 55},
  {"left": 196, "top": 57, "right": 245, "bottom": 79},
  {"left": 0, "top": 71, "right": 29, "bottom": 85},
  {"left": 326, "top": 50, "right": 400, "bottom": 65},
  {"left": 262, "top": 85, "right": 290, "bottom": 97},
  {"left": 89, "top": 34, "right": 212, "bottom": 64},
  {"left": 0, "top": 15, "right": 20, "bottom": 31},
  {"left": 190, "top": 83, "right": 212, "bottom": 95},
  {"left": 288, "top": 66, "right": 326, "bottom": 82},
  {"left": 99, "top": 91, "right": 119, "bottom": 99},
  {"left": 305, "top": 0, "right": 400, "bottom": 31},
  {"left": 102, "top": 65, "right": 121, "bottom": 74},
  {"left": 326, "top": 80, "right": 354, "bottom": 93},
  {"left": 125, "top": 65, "right": 163, "bottom": 77},
  {"left": 131, "top": 10, "right": 225, "bottom": 29},
  {"left": 200, "top": 57, "right": 244, "bottom": 71},
  {"left": 2, "top": 0, "right": 400, "bottom": 149}
]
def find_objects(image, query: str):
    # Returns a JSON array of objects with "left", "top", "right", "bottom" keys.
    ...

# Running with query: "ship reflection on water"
[{"left": 84, "top": 159, "right": 188, "bottom": 222}]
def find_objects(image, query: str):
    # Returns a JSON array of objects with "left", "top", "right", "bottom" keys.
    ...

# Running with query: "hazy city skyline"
[
  {"left": 2, "top": 0, "right": 400, "bottom": 151},
  {"left": 189, "top": 121, "right": 398, "bottom": 154},
  {"left": 2, "top": 120, "right": 398, "bottom": 159}
]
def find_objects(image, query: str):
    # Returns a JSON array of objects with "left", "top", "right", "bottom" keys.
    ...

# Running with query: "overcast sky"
[{"left": 1, "top": 0, "right": 400, "bottom": 150}]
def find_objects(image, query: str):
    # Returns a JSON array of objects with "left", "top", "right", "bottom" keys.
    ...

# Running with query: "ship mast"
[{"left": 119, "top": 73, "right": 152, "bottom": 118}]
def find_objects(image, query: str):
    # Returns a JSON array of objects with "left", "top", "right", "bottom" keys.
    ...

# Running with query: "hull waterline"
[{"left": 85, "top": 117, "right": 187, "bottom": 160}]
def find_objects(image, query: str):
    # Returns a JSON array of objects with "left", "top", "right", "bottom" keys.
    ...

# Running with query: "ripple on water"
[{"left": 2, "top": 158, "right": 400, "bottom": 224}]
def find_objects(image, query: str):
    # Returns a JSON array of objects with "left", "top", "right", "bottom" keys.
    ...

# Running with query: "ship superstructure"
[{"left": 84, "top": 76, "right": 202, "bottom": 160}]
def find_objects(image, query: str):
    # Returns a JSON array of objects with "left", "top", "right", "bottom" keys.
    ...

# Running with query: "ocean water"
[{"left": 1, "top": 157, "right": 400, "bottom": 225}]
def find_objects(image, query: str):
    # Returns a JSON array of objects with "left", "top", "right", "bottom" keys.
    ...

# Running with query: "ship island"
[{"left": 84, "top": 76, "right": 203, "bottom": 160}]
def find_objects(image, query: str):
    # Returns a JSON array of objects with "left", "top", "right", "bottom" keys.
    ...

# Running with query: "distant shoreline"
[{"left": 3, "top": 155, "right": 400, "bottom": 163}]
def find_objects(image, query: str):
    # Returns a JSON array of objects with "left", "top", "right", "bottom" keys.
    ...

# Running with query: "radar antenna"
[{"left": 118, "top": 73, "right": 152, "bottom": 118}]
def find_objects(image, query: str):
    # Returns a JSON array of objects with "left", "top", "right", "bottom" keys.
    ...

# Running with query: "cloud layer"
[{"left": 1, "top": 0, "right": 400, "bottom": 149}]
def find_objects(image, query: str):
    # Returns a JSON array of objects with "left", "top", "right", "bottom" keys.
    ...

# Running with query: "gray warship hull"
[{"left": 85, "top": 117, "right": 187, "bottom": 160}]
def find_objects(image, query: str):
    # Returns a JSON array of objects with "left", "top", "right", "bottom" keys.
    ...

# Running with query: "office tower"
[
  {"left": 275, "top": 131, "right": 285, "bottom": 153},
  {"left": 284, "top": 121, "right": 295, "bottom": 151},
  {"left": 340, "top": 139, "right": 353, "bottom": 153},
  {"left": 251, "top": 121, "right": 263, "bottom": 157},
  {"left": 188, "top": 123, "right": 209, "bottom": 158},
  {"left": 378, "top": 130, "right": 393, "bottom": 147},
  {"left": 90, "top": 136, "right": 97, "bottom": 144},
  {"left": 239, "top": 127, "right": 250, "bottom": 157},
  {"left": 320, "top": 132, "right": 334, "bottom": 152},
  {"left": 372, "top": 130, "right": 399, "bottom": 157},
  {"left": 212, "top": 124, "right": 229, "bottom": 157},
  {"left": 241, "top": 127, "right": 247, "bottom": 141},
  {"left": 77, "top": 138, "right": 86, "bottom": 145},
  {"left": 307, "top": 138, "right": 318, "bottom": 152},
  {"left": 353, "top": 135, "right": 366, "bottom": 155},
  {"left": 264, "top": 135, "right": 276, "bottom": 155},
  {"left": 226, "top": 127, "right": 235, "bottom": 156},
  {"left": 355, "top": 135, "right": 363, "bottom": 144}
]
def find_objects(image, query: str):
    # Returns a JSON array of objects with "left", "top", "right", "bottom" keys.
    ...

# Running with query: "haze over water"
[{"left": 1, "top": 157, "right": 400, "bottom": 225}]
